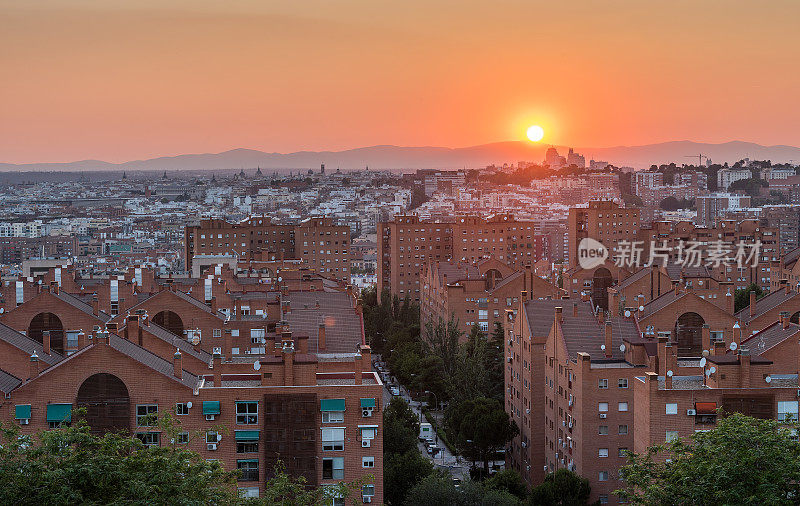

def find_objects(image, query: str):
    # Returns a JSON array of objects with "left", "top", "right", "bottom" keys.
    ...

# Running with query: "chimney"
[
  {"left": 598, "top": 310, "right": 605, "bottom": 325},
  {"left": 42, "top": 330, "right": 51, "bottom": 355},
  {"left": 297, "top": 335, "right": 309, "bottom": 354},
  {"left": 664, "top": 341, "right": 674, "bottom": 389},
  {"left": 749, "top": 290, "right": 757, "bottom": 318},
  {"left": 581, "top": 290, "right": 590, "bottom": 303},
  {"left": 555, "top": 306, "right": 563, "bottom": 325},
  {"left": 210, "top": 296, "right": 218, "bottom": 312},
  {"left": 212, "top": 352, "right": 222, "bottom": 386},
  {"left": 106, "top": 322, "right": 118, "bottom": 333},
  {"left": 318, "top": 323, "right": 327, "bottom": 351},
  {"left": 127, "top": 314, "right": 140, "bottom": 341},
  {"left": 283, "top": 343, "right": 294, "bottom": 386},
  {"left": 739, "top": 349, "right": 751, "bottom": 388},
  {"left": 781, "top": 279, "right": 789, "bottom": 295},
  {"left": 224, "top": 329, "right": 233, "bottom": 361},
  {"left": 29, "top": 351, "right": 40, "bottom": 379},
  {"left": 521, "top": 290, "right": 528, "bottom": 302},
  {"left": 725, "top": 287, "right": 733, "bottom": 314},
  {"left": 604, "top": 322, "right": 613, "bottom": 358},
  {"left": 572, "top": 302, "right": 578, "bottom": 317},
  {"left": 657, "top": 335, "right": 668, "bottom": 374},
  {"left": 701, "top": 324, "right": 710, "bottom": 355},
  {"left": 713, "top": 340, "right": 726, "bottom": 356},
  {"left": 92, "top": 294, "right": 99, "bottom": 316},
  {"left": 77, "top": 331, "right": 86, "bottom": 350},
  {"left": 173, "top": 349, "right": 183, "bottom": 379},
  {"left": 50, "top": 281, "right": 59, "bottom": 295},
  {"left": 354, "top": 351, "right": 363, "bottom": 385},
  {"left": 781, "top": 311, "right": 791, "bottom": 329},
  {"left": 96, "top": 330, "right": 109, "bottom": 345}
]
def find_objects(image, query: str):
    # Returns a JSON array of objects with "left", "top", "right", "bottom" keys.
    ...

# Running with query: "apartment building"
[
  {"left": 184, "top": 217, "right": 350, "bottom": 281},
  {"left": 378, "top": 213, "right": 547, "bottom": 300},
  {"left": 507, "top": 289, "right": 800, "bottom": 504},
  {"left": 420, "top": 258, "right": 560, "bottom": 339},
  {"left": 0, "top": 269, "right": 382, "bottom": 503},
  {"left": 567, "top": 201, "right": 641, "bottom": 269}
]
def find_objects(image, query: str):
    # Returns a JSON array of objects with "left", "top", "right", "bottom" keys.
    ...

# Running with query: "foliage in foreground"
[
  {"left": 616, "top": 413, "right": 800, "bottom": 505},
  {"left": 528, "top": 469, "right": 595, "bottom": 505}
]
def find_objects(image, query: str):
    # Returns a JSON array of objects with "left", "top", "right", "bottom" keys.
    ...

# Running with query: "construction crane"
[{"left": 684, "top": 154, "right": 708, "bottom": 167}]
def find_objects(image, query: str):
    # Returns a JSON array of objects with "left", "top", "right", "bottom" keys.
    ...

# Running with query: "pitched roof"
[
  {"left": 664, "top": 263, "right": 711, "bottom": 280},
  {"left": 285, "top": 297, "right": 364, "bottom": 354},
  {"left": 53, "top": 291, "right": 112, "bottom": 322},
  {"left": 0, "top": 322, "right": 63, "bottom": 366},
  {"left": 784, "top": 247, "right": 800, "bottom": 269},
  {"left": 125, "top": 290, "right": 226, "bottom": 320},
  {"left": 735, "top": 289, "right": 798, "bottom": 326},
  {"left": 617, "top": 267, "right": 653, "bottom": 290},
  {"left": 109, "top": 334, "right": 201, "bottom": 389},
  {"left": 741, "top": 322, "right": 800, "bottom": 356},
  {"left": 0, "top": 369, "right": 22, "bottom": 393},
  {"left": 131, "top": 322, "right": 212, "bottom": 362}
]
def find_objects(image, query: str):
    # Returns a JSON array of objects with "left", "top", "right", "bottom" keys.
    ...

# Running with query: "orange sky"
[{"left": 2, "top": 0, "right": 799, "bottom": 164}]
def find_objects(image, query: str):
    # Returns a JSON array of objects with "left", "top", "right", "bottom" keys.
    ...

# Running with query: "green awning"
[
  {"left": 15, "top": 405, "right": 31, "bottom": 420},
  {"left": 237, "top": 459, "right": 259, "bottom": 464},
  {"left": 46, "top": 404, "right": 72, "bottom": 423},
  {"left": 360, "top": 398, "right": 376, "bottom": 409},
  {"left": 235, "top": 430, "right": 260, "bottom": 441},
  {"left": 320, "top": 399, "right": 345, "bottom": 412},
  {"left": 203, "top": 401, "right": 221, "bottom": 415}
]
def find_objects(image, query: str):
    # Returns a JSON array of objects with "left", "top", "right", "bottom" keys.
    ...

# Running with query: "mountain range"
[{"left": 1, "top": 140, "right": 799, "bottom": 173}]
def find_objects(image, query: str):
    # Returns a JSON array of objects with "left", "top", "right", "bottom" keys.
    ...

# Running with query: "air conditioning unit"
[
  {"left": 686, "top": 409, "right": 697, "bottom": 416},
  {"left": 362, "top": 496, "right": 373, "bottom": 503},
  {"left": 526, "top": 409, "right": 530, "bottom": 414},
  {"left": 207, "top": 443, "right": 218, "bottom": 451},
  {"left": 507, "top": 357, "right": 512, "bottom": 363},
  {"left": 205, "top": 414, "right": 216, "bottom": 421},
  {"left": 568, "top": 421, "right": 573, "bottom": 429},
  {"left": 599, "top": 413, "right": 607, "bottom": 419},
  {"left": 362, "top": 408, "right": 373, "bottom": 417},
  {"left": 362, "top": 439, "right": 371, "bottom": 448},
  {"left": 19, "top": 419, "right": 29, "bottom": 425}
]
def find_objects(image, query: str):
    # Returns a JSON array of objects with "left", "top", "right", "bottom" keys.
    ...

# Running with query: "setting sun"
[{"left": 527, "top": 125, "right": 545, "bottom": 142}]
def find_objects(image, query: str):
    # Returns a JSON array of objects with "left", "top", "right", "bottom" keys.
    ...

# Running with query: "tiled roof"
[
  {"left": 784, "top": 247, "right": 800, "bottom": 269},
  {"left": 286, "top": 306, "right": 363, "bottom": 354},
  {"left": 54, "top": 291, "right": 112, "bottom": 322},
  {"left": 638, "top": 290, "right": 683, "bottom": 320},
  {"left": 171, "top": 290, "right": 228, "bottom": 319},
  {"left": 664, "top": 263, "right": 711, "bottom": 280},
  {"left": 134, "top": 322, "right": 212, "bottom": 362},
  {"left": 735, "top": 289, "right": 798, "bottom": 326},
  {"left": 0, "top": 322, "right": 62, "bottom": 366},
  {"left": 740, "top": 322, "right": 800, "bottom": 356},
  {"left": 109, "top": 334, "right": 200, "bottom": 389},
  {"left": 522, "top": 299, "right": 638, "bottom": 361},
  {"left": 289, "top": 291, "right": 353, "bottom": 311},
  {"left": 433, "top": 261, "right": 480, "bottom": 286},
  {"left": 0, "top": 369, "right": 22, "bottom": 393},
  {"left": 617, "top": 267, "right": 653, "bottom": 290}
]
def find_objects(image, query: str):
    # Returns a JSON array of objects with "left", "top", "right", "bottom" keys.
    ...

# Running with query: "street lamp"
[{"left": 424, "top": 390, "right": 439, "bottom": 411}]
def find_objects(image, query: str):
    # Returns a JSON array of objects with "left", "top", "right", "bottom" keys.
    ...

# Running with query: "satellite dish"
[
  {"left": 766, "top": 376, "right": 772, "bottom": 383},
  {"left": 619, "top": 344, "right": 626, "bottom": 352},
  {"left": 730, "top": 342, "right": 738, "bottom": 351},
  {"left": 254, "top": 361, "right": 261, "bottom": 371},
  {"left": 0, "top": 308, "right": 4, "bottom": 314},
  {"left": 699, "top": 357, "right": 707, "bottom": 367},
  {"left": 624, "top": 310, "right": 631, "bottom": 317},
  {"left": 710, "top": 367, "right": 716, "bottom": 374},
  {"left": 216, "top": 434, "right": 222, "bottom": 442},
  {"left": 667, "top": 370, "right": 674, "bottom": 377},
  {"left": 705, "top": 369, "right": 712, "bottom": 377},
  {"left": 278, "top": 277, "right": 282, "bottom": 282},
  {"left": 638, "top": 305, "right": 644, "bottom": 311},
  {"left": 186, "top": 401, "right": 192, "bottom": 409},
  {"left": 600, "top": 344, "right": 606, "bottom": 351}
]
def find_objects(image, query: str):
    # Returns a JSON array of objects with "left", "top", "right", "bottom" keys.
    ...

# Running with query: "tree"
[
  {"left": 484, "top": 469, "right": 528, "bottom": 500},
  {"left": 616, "top": 413, "right": 800, "bottom": 505},
  {"left": 403, "top": 473, "right": 521, "bottom": 506},
  {"left": 528, "top": 469, "right": 595, "bottom": 505},
  {"left": 734, "top": 282, "right": 763, "bottom": 313},
  {"left": 444, "top": 397, "right": 519, "bottom": 476},
  {"left": 383, "top": 397, "right": 420, "bottom": 455},
  {"left": 423, "top": 317, "right": 463, "bottom": 378},
  {"left": 384, "top": 450, "right": 434, "bottom": 505}
]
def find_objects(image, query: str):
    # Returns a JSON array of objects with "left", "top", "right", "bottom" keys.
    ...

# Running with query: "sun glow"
[{"left": 527, "top": 125, "right": 545, "bottom": 142}]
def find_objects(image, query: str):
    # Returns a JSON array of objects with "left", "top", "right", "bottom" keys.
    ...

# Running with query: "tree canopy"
[
  {"left": 734, "top": 282, "right": 763, "bottom": 313},
  {"left": 616, "top": 413, "right": 800, "bottom": 505},
  {"left": 528, "top": 469, "right": 595, "bottom": 506},
  {"left": 444, "top": 397, "right": 518, "bottom": 476}
]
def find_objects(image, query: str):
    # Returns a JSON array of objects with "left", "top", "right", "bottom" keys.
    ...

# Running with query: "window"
[
  {"left": 237, "top": 460, "right": 259, "bottom": 482},
  {"left": 778, "top": 401, "right": 799, "bottom": 422},
  {"left": 176, "top": 403, "right": 189, "bottom": 415},
  {"left": 322, "top": 457, "right": 344, "bottom": 479},
  {"left": 618, "top": 425, "right": 628, "bottom": 435},
  {"left": 666, "top": 403, "right": 678, "bottom": 415},
  {"left": 599, "top": 471, "right": 608, "bottom": 481},
  {"left": 665, "top": 431, "right": 679, "bottom": 442},
  {"left": 236, "top": 401, "right": 258, "bottom": 425},
  {"left": 599, "top": 494, "right": 609, "bottom": 504},
  {"left": 599, "top": 425, "right": 609, "bottom": 435},
  {"left": 213, "top": 329, "right": 222, "bottom": 338},
  {"left": 322, "top": 428, "right": 345, "bottom": 451},
  {"left": 238, "top": 487, "right": 259, "bottom": 499},
  {"left": 618, "top": 447, "right": 628, "bottom": 458},
  {"left": 598, "top": 402, "right": 609, "bottom": 412},
  {"left": 598, "top": 379, "right": 608, "bottom": 389},
  {"left": 136, "top": 404, "right": 158, "bottom": 426},
  {"left": 137, "top": 432, "right": 160, "bottom": 446},
  {"left": 599, "top": 448, "right": 609, "bottom": 458},
  {"left": 177, "top": 432, "right": 189, "bottom": 444},
  {"left": 362, "top": 485, "right": 375, "bottom": 499},
  {"left": 618, "top": 402, "right": 628, "bottom": 412},
  {"left": 618, "top": 378, "right": 628, "bottom": 388},
  {"left": 362, "top": 456, "right": 375, "bottom": 468},
  {"left": 206, "top": 431, "right": 219, "bottom": 444}
]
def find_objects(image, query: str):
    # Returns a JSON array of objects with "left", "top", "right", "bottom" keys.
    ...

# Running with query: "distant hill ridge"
[{"left": 2, "top": 140, "right": 799, "bottom": 172}]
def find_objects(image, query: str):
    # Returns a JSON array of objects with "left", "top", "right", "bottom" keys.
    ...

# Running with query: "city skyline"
[{"left": 3, "top": 1, "right": 800, "bottom": 164}]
